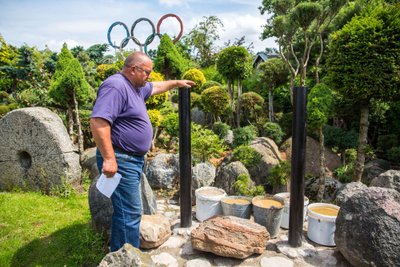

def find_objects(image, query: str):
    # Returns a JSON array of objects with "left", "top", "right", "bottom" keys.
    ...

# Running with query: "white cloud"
[{"left": 159, "top": 0, "right": 187, "bottom": 7}]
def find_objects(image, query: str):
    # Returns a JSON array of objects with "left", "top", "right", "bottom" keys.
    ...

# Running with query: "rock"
[
  {"left": 0, "top": 107, "right": 81, "bottom": 193},
  {"left": 98, "top": 243, "right": 154, "bottom": 266},
  {"left": 141, "top": 173, "right": 157, "bottom": 215},
  {"left": 223, "top": 130, "right": 234, "bottom": 146},
  {"left": 145, "top": 153, "right": 179, "bottom": 189},
  {"left": 305, "top": 177, "right": 343, "bottom": 202},
  {"left": 260, "top": 256, "right": 294, "bottom": 267},
  {"left": 335, "top": 187, "right": 400, "bottom": 267},
  {"left": 214, "top": 161, "right": 249, "bottom": 195},
  {"left": 370, "top": 169, "right": 400, "bottom": 192},
  {"left": 191, "top": 215, "right": 269, "bottom": 259},
  {"left": 249, "top": 137, "right": 282, "bottom": 185},
  {"left": 185, "top": 258, "right": 212, "bottom": 267},
  {"left": 283, "top": 136, "right": 341, "bottom": 177},
  {"left": 334, "top": 182, "right": 368, "bottom": 206},
  {"left": 81, "top": 147, "right": 97, "bottom": 172},
  {"left": 362, "top": 159, "right": 391, "bottom": 185},
  {"left": 151, "top": 252, "right": 178, "bottom": 267},
  {"left": 140, "top": 214, "right": 171, "bottom": 249}
]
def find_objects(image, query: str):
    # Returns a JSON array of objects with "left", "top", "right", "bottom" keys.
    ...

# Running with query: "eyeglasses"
[{"left": 134, "top": 65, "right": 152, "bottom": 76}]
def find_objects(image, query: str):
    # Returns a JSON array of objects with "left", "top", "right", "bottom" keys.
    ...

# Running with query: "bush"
[
  {"left": 266, "top": 161, "right": 291, "bottom": 187},
  {"left": 200, "top": 80, "right": 222, "bottom": 91},
  {"left": 148, "top": 109, "right": 163, "bottom": 127},
  {"left": 387, "top": 146, "right": 400, "bottom": 163},
  {"left": 232, "top": 145, "right": 262, "bottom": 169},
  {"left": 200, "top": 86, "right": 230, "bottom": 119},
  {"left": 212, "top": 121, "right": 231, "bottom": 139},
  {"left": 233, "top": 173, "right": 265, "bottom": 197},
  {"left": 262, "top": 122, "right": 284, "bottom": 144},
  {"left": 232, "top": 125, "right": 258, "bottom": 147},
  {"left": 146, "top": 71, "right": 168, "bottom": 109},
  {"left": 334, "top": 163, "right": 354, "bottom": 183},
  {"left": 161, "top": 112, "right": 179, "bottom": 137},
  {"left": 190, "top": 123, "right": 227, "bottom": 164},
  {"left": 181, "top": 68, "right": 206, "bottom": 94},
  {"left": 190, "top": 92, "right": 202, "bottom": 109}
]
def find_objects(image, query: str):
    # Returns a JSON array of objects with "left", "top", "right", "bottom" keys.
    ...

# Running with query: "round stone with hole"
[{"left": 0, "top": 107, "right": 81, "bottom": 193}]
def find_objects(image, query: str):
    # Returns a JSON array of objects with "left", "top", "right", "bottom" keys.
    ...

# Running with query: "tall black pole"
[
  {"left": 179, "top": 87, "right": 192, "bottom": 227},
  {"left": 289, "top": 86, "right": 307, "bottom": 247}
]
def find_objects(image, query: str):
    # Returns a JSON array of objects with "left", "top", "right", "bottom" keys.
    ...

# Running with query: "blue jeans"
[{"left": 96, "top": 149, "right": 144, "bottom": 252}]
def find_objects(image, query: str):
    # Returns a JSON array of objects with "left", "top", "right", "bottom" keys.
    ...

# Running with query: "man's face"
[{"left": 132, "top": 62, "right": 152, "bottom": 87}]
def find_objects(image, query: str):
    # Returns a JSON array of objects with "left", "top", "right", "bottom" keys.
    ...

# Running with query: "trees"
[
  {"left": 186, "top": 16, "right": 224, "bottom": 68},
  {"left": 258, "top": 58, "right": 289, "bottom": 121},
  {"left": 48, "top": 43, "right": 94, "bottom": 157},
  {"left": 154, "top": 35, "right": 187, "bottom": 80},
  {"left": 326, "top": 3, "right": 400, "bottom": 181},
  {"left": 307, "top": 83, "right": 334, "bottom": 200},
  {"left": 217, "top": 46, "right": 252, "bottom": 127}
]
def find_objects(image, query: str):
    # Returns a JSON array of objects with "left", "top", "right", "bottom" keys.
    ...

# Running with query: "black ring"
[
  {"left": 119, "top": 35, "right": 143, "bottom": 54},
  {"left": 130, "top": 18, "right": 156, "bottom": 47},
  {"left": 107, "top": 21, "right": 130, "bottom": 49},
  {"left": 143, "top": 33, "right": 162, "bottom": 56}
]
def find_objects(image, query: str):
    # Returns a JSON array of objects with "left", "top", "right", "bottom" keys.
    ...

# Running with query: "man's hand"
[
  {"left": 176, "top": 80, "right": 196, "bottom": 88},
  {"left": 152, "top": 80, "right": 196, "bottom": 96},
  {"left": 102, "top": 158, "right": 118, "bottom": 178}
]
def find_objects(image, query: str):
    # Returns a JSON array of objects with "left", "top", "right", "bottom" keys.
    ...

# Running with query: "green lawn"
[{"left": 0, "top": 191, "right": 106, "bottom": 267}]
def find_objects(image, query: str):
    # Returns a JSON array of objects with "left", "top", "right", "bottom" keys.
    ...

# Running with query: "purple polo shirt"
[{"left": 91, "top": 73, "right": 153, "bottom": 155}]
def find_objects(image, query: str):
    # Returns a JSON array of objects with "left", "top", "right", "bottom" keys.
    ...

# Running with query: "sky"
[{"left": 0, "top": 0, "right": 277, "bottom": 55}]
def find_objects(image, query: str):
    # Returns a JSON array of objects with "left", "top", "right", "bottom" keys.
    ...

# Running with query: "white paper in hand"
[{"left": 96, "top": 173, "right": 122, "bottom": 198}]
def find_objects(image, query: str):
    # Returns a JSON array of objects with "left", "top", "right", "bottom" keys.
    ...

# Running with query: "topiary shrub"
[
  {"left": 181, "top": 68, "right": 206, "bottom": 94},
  {"left": 200, "top": 80, "right": 222, "bottom": 91},
  {"left": 200, "top": 86, "right": 230, "bottom": 121},
  {"left": 146, "top": 71, "right": 168, "bottom": 109},
  {"left": 262, "top": 122, "right": 284, "bottom": 145},
  {"left": 212, "top": 121, "right": 231, "bottom": 139},
  {"left": 232, "top": 125, "right": 258, "bottom": 147},
  {"left": 267, "top": 161, "right": 291, "bottom": 188},
  {"left": 190, "top": 92, "right": 202, "bottom": 109},
  {"left": 232, "top": 145, "right": 262, "bottom": 169},
  {"left": 233, "top": 173, "right": 265, "bottom": 197}
]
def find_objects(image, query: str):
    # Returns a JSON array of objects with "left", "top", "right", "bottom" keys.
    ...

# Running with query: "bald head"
[{"left": 124, "top": 51, "right": 152, "bottom": 69}]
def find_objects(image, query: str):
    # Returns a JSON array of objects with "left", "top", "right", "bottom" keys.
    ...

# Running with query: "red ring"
[{"left": 156, "top": 14, "right": 183, "bottom": 43}]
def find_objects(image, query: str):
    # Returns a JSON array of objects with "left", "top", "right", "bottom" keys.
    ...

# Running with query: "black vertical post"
[
  {"left": 289, "top": 86, "right": 307, "bottom": 247},
  {"left": 179, "top": 87, "right": 192, "bottom": 227}
]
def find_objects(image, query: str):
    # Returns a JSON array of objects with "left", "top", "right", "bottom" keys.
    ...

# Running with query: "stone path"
[{"left": 143, "top": 198, "right": 352, "bottom": 267}]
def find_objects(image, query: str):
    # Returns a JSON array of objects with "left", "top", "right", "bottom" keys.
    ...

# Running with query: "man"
[{"left": 90, "top": 51, "right": 194, "bottom": 251}]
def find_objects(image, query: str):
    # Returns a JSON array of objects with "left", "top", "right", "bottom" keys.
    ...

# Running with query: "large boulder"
[
  {"left": 335, "top": 187, "right": 400, "bottom": 267},
  {"left": 0, "top": 107, "right": 81, "bottom": 193},
  {"left": 192, "top": 162, "right": 216, "bottom": 204},
  {"left": 305, "top": 177, "right": 343, "bottom": 202},
  {"left": 283, "top": 136, "right": 341, "bottom": 177},
  {"left": 370, "top": 169, "right": 400, "bottom": 192},
  {"left": 191, "top": 216, "right": 269, "bottom": 259},
  {"left": 248, "top": 137, "right": 282, "bottom": 185},
  {"left": 334, "top": 182, "right": 368, "bottom": 206},
  {"left": 145, "top": 153, "right": 179, "bottom": 189},
  {"left": 362, "top": 159, "right": 391, "bottom": 185},
  {"left": 214, "top": 161, "right": 249, "bottom": 195}
]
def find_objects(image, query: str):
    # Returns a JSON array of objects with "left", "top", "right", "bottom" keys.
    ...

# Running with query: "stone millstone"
[
  {"left": 0, "top": 107, "right": 81, "bottom": 192},
  {"left": 191, "top": 215, "right": 269, "bottom": 259}
]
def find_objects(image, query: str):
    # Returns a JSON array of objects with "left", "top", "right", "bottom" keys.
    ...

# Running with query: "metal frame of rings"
[{"left": 107, "top": 13, "right": 183, "bottom": 55}]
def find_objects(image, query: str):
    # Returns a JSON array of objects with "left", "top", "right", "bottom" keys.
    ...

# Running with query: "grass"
[{"left": 0, "top": 190, "right": 106, "bottom": 267}]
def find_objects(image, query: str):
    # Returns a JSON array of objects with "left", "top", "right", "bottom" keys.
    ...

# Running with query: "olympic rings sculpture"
[{"left": 107, "top": 13, "right": 183, "bottom": 55}]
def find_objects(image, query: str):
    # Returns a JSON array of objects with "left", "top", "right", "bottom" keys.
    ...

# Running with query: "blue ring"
[{"left": 107, "top": 21, "right": 130, "bottom": 49}]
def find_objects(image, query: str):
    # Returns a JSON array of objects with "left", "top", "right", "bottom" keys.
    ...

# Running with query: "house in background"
[{"left": 253, "top": 51, "right": 279, "bottom": 69}]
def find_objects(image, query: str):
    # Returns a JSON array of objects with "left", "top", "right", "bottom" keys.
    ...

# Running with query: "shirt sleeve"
[
  {"left": 143, "top": 82, "right": 154, "bottom": 101},
  {"left": 91, "top": 83, "right": 125, "bottom": 125}
]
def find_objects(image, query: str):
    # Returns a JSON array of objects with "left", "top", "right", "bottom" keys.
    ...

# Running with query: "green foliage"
[
  {"left": 200, "top": 85, "right": 230, "bottom": 118},
  {"left": 233, "top": 173, "right": 265, "bottom": 197},
  {"left": 262, "top": 122, "right": 284, "bottom": 144},
  {"left": 161, "top": 112, "right": 179, "bottom": 138},
  {"left": 387, "top": 146, "right": 400, "bottom": 163},
  {"left": 327, "top": 4, "right": 400, "bottom": 104},
  {"left": 0, "top": 192, "right": 105, "bottom": 266},
  {"left": 267, "top": 161, "right": 291, "bottom": 187},
  {"left": 79, "top": 109, "right": 94, "bottom": 148},
  {"left": 307, "top": 83, "right": 334, "bottom": 131},
  {"left": 377, "top": 134, "right": 398, "bottom": 153},
  {"left": 190, "top": 123, "right": 227, "bottom": 163},
  {"left": 154, "top": 34, "right": 188, "bottom": 79},
  {"left": 17, "top": 88, "right": 52, "bottom": 107},
  {"left": 200, "top": 80, "right": 222, "bottom": 91},
  {"left": 201, "top": 65, "right": 224, "bottom": 83},
  {"left": 181, "top": 68, "right": 206, "bottom": 93},
  {"left": 95, "top": 63, "right": 120, "bottom": 81},
  {"left": 258, "top": 58, "right": 289, "bottom": 90},
  {"left": 240, "top": 91, "right": 265, "bottom": 123},
  {"left": 323, "top": 125, "right": 358, "bottom": 151},
  {"left": 233, "top": 125, "right": 258, "bottom": 147},
  {"left": 190, "top": 92, "right": 202, "bottom": 109},
  {"left": 232, "top": 145, "right": 262, "bottom": 169},
  {"left": 217, "top": 46, "right": 252, "bottom": 81},
  {"left": 290, "top": 2, "right": 323, "bottom": 30},
  {"left": 148, "top": 109, "right": 163, "bottom": 127},
  {"left": 212, "top": 121, "right": 231, "bottom": 139},
  {"left": 146, "top": 71, "right": 168, "bottom": 109}
]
